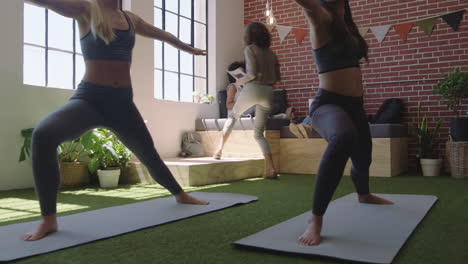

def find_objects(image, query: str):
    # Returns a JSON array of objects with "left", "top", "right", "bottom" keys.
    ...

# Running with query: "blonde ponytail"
[{"left": 89, "top": 0, "right": 116, "bottom": 45}]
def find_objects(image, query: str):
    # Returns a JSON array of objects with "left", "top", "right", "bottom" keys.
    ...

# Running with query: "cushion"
[
  {"left": 196, "top": 118, "right": 290, "bottom": 131},
  {"left": 280, "top": 124, "right": 408, "bottom": 138}
]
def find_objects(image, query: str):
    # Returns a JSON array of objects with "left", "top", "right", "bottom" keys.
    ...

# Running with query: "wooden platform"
[
  {"left": 165, "top": 157, "right": 264, "bottom": 186},
  {"left": 279, "top": 138, "right": 408, "bottom": 177},
  {"left": 120, "top": 158, "right": 264, "bottom": 187}
]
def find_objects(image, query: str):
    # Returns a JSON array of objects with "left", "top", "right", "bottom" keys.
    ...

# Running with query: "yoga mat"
[
  {"left": 0, "top": 192, "right": 257, "bottom": 262},
  {"left": 234, "top": 193, "right": 437, "bottom": 264}
]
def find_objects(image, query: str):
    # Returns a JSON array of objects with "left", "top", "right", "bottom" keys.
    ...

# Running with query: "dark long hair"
[
  {"left": 244, "top": 22, "right": 271, "bottom": 49},
  {"left": 321, "top": 0, "right": 369, "bottom": 61}
]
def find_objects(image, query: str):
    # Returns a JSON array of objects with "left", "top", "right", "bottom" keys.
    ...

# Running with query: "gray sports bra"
[{"left": 80, "top": 11, "right": 135, "bottom": 61}]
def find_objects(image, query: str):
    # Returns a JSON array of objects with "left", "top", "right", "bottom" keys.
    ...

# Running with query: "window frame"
[
  {"left": 153, "top": 0, "right": 208, "bottom": 102},
  {"left": 23, "top": 0, "right": 123, "bottom": 89}
]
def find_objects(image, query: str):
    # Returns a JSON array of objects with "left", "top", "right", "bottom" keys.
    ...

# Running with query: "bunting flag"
[
  {"left": 370, "top": 25, "right": 392, "bottom": 43},
  {"left": 441, "top": 10, "right": 465, "bottom": 31},
  {"left": 416, "top": 17, "right": 438, "bottom": 37},
  {"left": 393, "top": 22, "right": 414, "bottom": 41},
  {"left": 276, "top": 25, "right": 293, "bottom": 43},
  {"left": 358, "top": 27, "right": 369, "bottom": 37},
  {"left": 292, "top": 28, "right": 308, "bottom": 45}
]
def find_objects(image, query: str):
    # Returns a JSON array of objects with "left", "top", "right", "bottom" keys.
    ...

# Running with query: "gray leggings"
[
  {"left": 222, "top": 82, "right": 273, "bottom": 154},
  {"left": 32, "top": 81, "right": 183, "bottom": 216},
  {"left": 309, "top": 89, "right": 371, "bottom": 216}
]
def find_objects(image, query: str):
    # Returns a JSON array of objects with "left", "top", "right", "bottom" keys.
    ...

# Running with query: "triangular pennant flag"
[
  {"left": 441, "top": 10, "right": 465, "bottom": 31},
  {"left": 292, "top": 28, "right": 308, "bottom": 45},
  {"left": 276, "top": 25, "right": 293, "bottom": 43},
  {"left": 262, "top": 23, "right": 275, "bottom": 33},
  {"left": 244, "top": 18, "right": 252, "bottom": 25},
  {"left": 358, "top": 27, "right": 369, "bottom": 37},
  {"left": 393, "top": 22, "right": 414, "bottom": 41},
  {"left": 370, "top": 25, "right": 391, "bottom": 43},
  {"left": 416, "top": 17, "right": 438, "bottom": 37}
]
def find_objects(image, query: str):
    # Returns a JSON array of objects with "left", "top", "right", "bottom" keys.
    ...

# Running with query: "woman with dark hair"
[
  {"left": 226, "top": 61, "right": 246, "bottom": 116},
  {"left": 292, "top": 0, "right": 393, "bottom": 246},
  {"left": 23, "top": 0, "right": 208, "bottom": 241},
  {"left": 213, "top": 22, "right": 281, "bottom": 179}
]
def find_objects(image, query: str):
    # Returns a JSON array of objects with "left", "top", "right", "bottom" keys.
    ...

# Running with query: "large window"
[
  {"left": 153, "top": 0, "right": 208, "bottom": 102},
  {"left": 23, "top": 3, "right": 84, "bottom": 89}
]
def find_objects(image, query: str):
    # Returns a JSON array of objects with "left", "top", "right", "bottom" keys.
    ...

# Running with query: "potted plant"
[
  {"left": 433, "top": 68, "right": 468, "bottom": 141},
  {"left": 192, "top": 91, "right": 202, "bottom": 104},
  {"left": 19, "top": 128, "right": 89, "bottom": 188},
  {"left": 81, "top": 128, "right": 132, "bottom": 188},
  {"left": 207, "top": 94, "right": 215, "bottom": 104},
  {"left": 412, "top": 101, "right": 444, "bottom": 176}
]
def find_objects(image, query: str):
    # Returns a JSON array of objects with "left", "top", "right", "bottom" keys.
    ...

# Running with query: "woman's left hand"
[{"left": 192, "top": 48, "right": 207, "bottom": 56}]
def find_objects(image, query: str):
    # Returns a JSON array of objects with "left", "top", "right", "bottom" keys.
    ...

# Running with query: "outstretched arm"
[
  {"left": 292, "top": 0, "right": 330, "bottom": 26},
  {"left": 25, "top": 0, "right": 90, "bottom": 20},
  {"left": 126, "top": 11, "right": 207, "bottom": 56}
]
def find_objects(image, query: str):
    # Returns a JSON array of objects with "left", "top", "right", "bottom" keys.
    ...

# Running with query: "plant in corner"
[
  {"left": 192, "top": 91, "right": 202, "bottom": 104},
  {"left": 412, "top": 101, "right": 444, "bottom": 177},
  {"left": 81, "top": 128, "right": 132, "bottom": 188},
  {"left": 19, "top": 128, "right": 90, "bottom": 188},
  {"left": 433, "top": 68, "right": 468, "bottom": 141}
]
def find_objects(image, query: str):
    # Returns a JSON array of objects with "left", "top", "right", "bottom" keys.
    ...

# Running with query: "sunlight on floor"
[{"left": 0, "top": 198, "right": 88, "bottom": 222}]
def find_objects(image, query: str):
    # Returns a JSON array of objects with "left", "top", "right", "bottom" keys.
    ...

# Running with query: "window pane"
[
  {"left": 179, "top": 17, "right": 191, "bottom": 44},
  {"left": 164, "top": 71, "right": 179, "bottom": 101},
  {"left": 48, "top": 50, "right": 73, "bottom": 89},
  {"left": 166, "top": 0, "right": 178, "bottom": 13},
  {"left": 24, "top": 4, "right": 45, "bottom": 46},
  {"left": 180, "top": 51, "right": 193, "bottom": 75},
  {"left": 164, "top": 45, "right": 179, "bottom": 72},
  {"left": 195, "top": 55, "right": 206, "bottom": 77},
  {"left": 180, "top": 75, "right": 194, "bottom": 102},
  {"left": 154, "top": 69, "right": 163, "bottom": 99},
  {"left": 194, "top": 77, "right": 206, "bottom": 95},
  {"left": 165, "top": 11, "right": 178, "bottom": 36},
  {"left": 48, "top": 10, "right": 73, "bottom": 52},
  {"left": 180, "top": 0, "right": 192, "bottom": 19},
  {"left": 194, "top": 0, "right": 206, "bottom": 23},
  {"left": 23, "top": 45, "right": 45, "bottom": 86},
  {"left": 75, "top": 22, "right": 82, "bottom": 54},
  {"left": 154, "top": 0, "right": 162, "bottom": 8},
  {"left": 75, "top": 54, "right": 85, "bottom": 88},
  {"left": 154, "top": 7, "right": 162, "bottom": 28},
  {"left": 194, "top": 22, "right": 206, "bottom": 49},
  {"left": 154, "top": 40, "right": 163, "bottom": 69}
]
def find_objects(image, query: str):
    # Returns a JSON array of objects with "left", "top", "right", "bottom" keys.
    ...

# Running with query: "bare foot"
[
  {"left": 289, "top": 123, "right": 306, "bottom": 138},
  {"left": 263, "top": 169, "right": 278, "bottom": 179},
  {"left": 299, "top": 215, "right": 323, "bottom": 246},
  {"left": 22, "top": 215, "right": 58, "bottom": 241},
  {"left": 212, "top": 150, "right": 222, "bottom": 160},
  {"left": 176, "top": 192, "right": 209, "bottom": 205},
  {"left": 358, "top": 194, "right": 394, "bottom": 205}
]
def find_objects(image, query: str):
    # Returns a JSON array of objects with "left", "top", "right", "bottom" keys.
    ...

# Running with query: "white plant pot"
[
  {"left": 97, "top": 168, "right": 121, "bottom": 188},
  {"left": 420, "top": 159, "right": 442, "bottom": 177}
]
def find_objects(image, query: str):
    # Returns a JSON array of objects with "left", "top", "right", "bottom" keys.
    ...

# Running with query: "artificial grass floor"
[{"left": 1, "top": 174, "right": 467, "bottom": 264}]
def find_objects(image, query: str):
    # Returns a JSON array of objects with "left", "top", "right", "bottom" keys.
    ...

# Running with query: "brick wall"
[{"left": 245, "top": 0, "right": 468, "bottom": 170}]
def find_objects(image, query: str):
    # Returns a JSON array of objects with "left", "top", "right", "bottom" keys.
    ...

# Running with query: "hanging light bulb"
[
  {"left": 265, "top": 1, "right": 270, "bottom": 16},
  {"left": 266, "top": 14, "right": 276, "bottom": 25}
]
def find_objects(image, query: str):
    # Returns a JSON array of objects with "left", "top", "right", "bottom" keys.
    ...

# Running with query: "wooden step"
[{"left": 165, "top": 157, "right": 264, "bottom": 186}]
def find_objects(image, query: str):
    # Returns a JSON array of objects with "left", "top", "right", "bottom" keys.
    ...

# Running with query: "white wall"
[{"left": 0, "top": 0, "right": 244, "bottom": 190}]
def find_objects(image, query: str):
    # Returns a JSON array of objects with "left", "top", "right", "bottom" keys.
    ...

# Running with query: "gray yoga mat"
[
  {"left": 0, "top": 192, "right": 257, "bottom": 262},
  {"left": 234, "top": 193, "right": 437, "bottom": 264}
]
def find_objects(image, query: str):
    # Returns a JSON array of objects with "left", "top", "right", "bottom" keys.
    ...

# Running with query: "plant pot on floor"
[
  {"left": 450, "top": 117, "right": 468, "bottom": 142},
  {"left": 97, "top": 168, "right": 121, "bottom": 188},
  {"left": 60, "top": 162, "right": 90, "bottom": 188},
  {"left": 420, "top": 159, "right": 442, "bottom": 177}
]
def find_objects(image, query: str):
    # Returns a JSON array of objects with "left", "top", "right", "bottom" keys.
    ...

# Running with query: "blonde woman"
[{"left": 23, "top": 0, "right": 208, "bottom": 241}]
